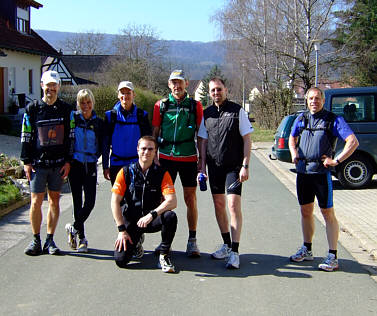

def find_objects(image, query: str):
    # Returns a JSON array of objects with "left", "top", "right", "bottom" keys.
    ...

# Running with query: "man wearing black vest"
[
  {"left": 111, "top": 136, "right": 177, "bottom": 273},
  {"left": 288, "top": 87, "right": 359, "bottom": 271},
  {"left": 197, "top": 77, "right": 253, "bottom": 269}
]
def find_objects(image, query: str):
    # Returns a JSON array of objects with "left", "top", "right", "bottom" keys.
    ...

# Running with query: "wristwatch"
[{"left": 242, "top": 164, "right": 249, "bottom": 169}]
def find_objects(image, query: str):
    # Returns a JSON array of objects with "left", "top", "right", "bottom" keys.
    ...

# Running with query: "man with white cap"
[
  {"left": 152, "top": 70, "right": 203, "bottom": 257},
  {"left": 21, "top": 70, "right": 74, "bottom": 256},
  {"left": 103, "top": 81, "right": 151, "bottom": 185}
]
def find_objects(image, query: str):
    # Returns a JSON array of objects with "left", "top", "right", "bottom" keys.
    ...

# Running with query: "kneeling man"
[{"left": 111, "top": 136, "right": 177, "bottom": 272}]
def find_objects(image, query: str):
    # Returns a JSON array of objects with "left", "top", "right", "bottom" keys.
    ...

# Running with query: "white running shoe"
[
  {"left": 158, "top": 253, "right": 175, "bottom": 273},
  {"left": 226, "top": 251, "right": 240, "bottom": 269},
  {"left": 318, "top": 253, "right": 339, "bottom": 272},
  {"left": 65, "top": 223, "right": 78, "bottom": 250},
  {"left": 290, "top": 245, "right": 314, "bottom": 262},
  {"left": 77, "top": 238, "right": 88, "bottom": 253},
  {"left": 211, "top": 244, "right": 231, "bottom": 260}
]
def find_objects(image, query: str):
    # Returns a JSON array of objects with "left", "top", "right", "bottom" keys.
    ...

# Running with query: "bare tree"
[
  {"left": 60, "top": 30, "right": 108, "bottom": 55},
  {"left": 214, "top": 0, "right": 337, "bottom": 92},
  {"left": 111, "top": 23, "right": 168, "bottom": 92}
]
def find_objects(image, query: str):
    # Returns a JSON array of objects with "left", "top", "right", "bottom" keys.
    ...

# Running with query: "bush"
[
  {"left": 0, "top": 184, "right": 21, "bottom": 208},
  {"left": 60, "top": 85, "right": 161, "bottom": 121}
]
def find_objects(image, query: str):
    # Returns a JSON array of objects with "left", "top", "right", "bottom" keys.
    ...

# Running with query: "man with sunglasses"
[
  {"left": 197, "top": 77, "right": 253, "bottom": 269},
  {"left": 111, "top": 136, "right": 178, "bottom": 273}
]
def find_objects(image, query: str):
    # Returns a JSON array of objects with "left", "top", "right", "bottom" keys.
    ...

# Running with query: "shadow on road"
[{"left": 87, "top": 250, "right": 371, "bottom": 278}]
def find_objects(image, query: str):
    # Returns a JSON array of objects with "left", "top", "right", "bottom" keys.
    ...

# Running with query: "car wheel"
[{"left": 336, "top": 153, "right": 373, "bottom": 189}]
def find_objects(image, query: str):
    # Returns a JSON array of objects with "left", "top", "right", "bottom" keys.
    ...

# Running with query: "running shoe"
[
  {"left": 290, "top": 245, "right": 314, "bottom": 262},
  {"left": 211, "top": 244, "right": 231, "bottom": 259},
  {"left": 65, "top": 223, "right": 77, "bottom": 250},
  {"left": 158, "top": 253, "right": 175, "bottom": 273},
  {"left": 24, "top": 239, "right": 42, "bottom": 256},
  {"left": 186, "top": 238, "right": 201, "bottom": 257},
  {"left": 318, "top": 253, "right": 339, "bottom": 272},
  {"left": 226, "top": 251, "right": 240, "bottom": 269},
  {"left": 42, "top": 240, "right": 60, "bottom": 255},
  {"left": 77, "top": 238, "right": 88, "bottom": 253},
  {"left": 133, "top": 234, "right": 145, "bottom": 259}
]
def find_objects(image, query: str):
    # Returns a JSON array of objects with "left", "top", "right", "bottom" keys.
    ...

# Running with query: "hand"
[
  {"left": 103, "top": 168, "right": 110, "bottom": 180},
  {"left": 114, "top": 231, "right": 133, "bottom": 252},
  {"left": 60, "top": 162, "right": 70, "bottom": 179},
  {"left": 322, "top": 155, "right": 336, "bottom": 168},
  {"left": 292, "top": 156, "right": 299, "bottom": 164},
  {"left": 196, "top": 172, "right": 207, "bottom": 185},
  {"left": 239, "top": 166, "right": 249, "bottom": 182},
  {"left": 23, "top": 164, "right": 34, "bottom": 181},
  {"left": 137, "top": 214, "right": 153, "bottom": 228}
]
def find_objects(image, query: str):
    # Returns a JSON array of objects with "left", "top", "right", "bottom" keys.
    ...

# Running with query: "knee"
[
  {"left": 300, "top": 205, "right": 314, "bottom": 219},
  {"left": 321, "top": 208, "right": 336, "bottom": 222},
  {"left": 114, "top": 250, "right": 132, "bottom": 268},
  {"left": 163, "top": 211, "right": 178, "bottom": 227}
]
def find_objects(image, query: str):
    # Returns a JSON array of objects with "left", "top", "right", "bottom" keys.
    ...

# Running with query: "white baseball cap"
[
  {"left": 41, "top": 70, "right": 61, "bottom": 85},
  {"left": 118, "top": 81, "right": 134, "bottom": 91}
]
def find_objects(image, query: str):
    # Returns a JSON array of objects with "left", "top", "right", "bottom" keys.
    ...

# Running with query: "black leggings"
[
  {"left": 68, "top": 160, "right": 97, "bottom": 239},
  {"left": 114, "top": 210, "right": 177, "bottom": 268}
]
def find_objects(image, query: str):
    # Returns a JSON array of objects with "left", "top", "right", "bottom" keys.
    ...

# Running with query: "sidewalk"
[{"left": 252, "top": 142, "right": 377, "bottom": 275}]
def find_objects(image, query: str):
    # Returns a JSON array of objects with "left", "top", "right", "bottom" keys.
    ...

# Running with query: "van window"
[{"left": 331, "top": 94, "right": 376, "bottom": 122}]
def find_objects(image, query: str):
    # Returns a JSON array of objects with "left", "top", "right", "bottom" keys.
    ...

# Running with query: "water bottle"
[{"left": 199, "top": 173, "right": 207, "bottom": 191}]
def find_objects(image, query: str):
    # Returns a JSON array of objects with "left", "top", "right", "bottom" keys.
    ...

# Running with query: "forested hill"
[{"left": 36, "top": 30, "right": 226, "bottom": 78}]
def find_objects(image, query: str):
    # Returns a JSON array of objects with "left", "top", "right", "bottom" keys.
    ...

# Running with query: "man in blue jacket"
[
  {"left": 288, "top": 87, "right": 359, "bottom": 271},
  {"left": 103, "top": 81, "right": 151, "bottom": 184}
]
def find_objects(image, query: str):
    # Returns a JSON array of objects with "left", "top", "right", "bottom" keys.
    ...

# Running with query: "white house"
[{"left": 0, "top": 0, "right": 59, "bottom": 114}]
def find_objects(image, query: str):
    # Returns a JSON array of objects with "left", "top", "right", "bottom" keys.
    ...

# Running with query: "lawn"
[{"left": 251, "top": 125, "right": 275, "bottom": 142}]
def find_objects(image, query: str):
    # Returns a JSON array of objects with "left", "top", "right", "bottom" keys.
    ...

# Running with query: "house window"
[
  {"left": 16, "top": 7, "right": 30, "bottom": 34},
  {"left": 28, "top": 69, "right": 33, "bottom": 94}
]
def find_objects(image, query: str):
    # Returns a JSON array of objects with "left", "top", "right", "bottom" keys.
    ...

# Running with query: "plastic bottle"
[{"left": 198, "top": 173, "right": 207, "bottom": 191}]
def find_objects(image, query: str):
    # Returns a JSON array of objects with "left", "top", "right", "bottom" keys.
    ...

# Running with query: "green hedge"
[{"left": 60, "top": 85, "right": 161, "bottom": 121}]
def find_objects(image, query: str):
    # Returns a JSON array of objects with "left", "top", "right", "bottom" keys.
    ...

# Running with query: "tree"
[
  {"left": 60, "top": 30, "right": 108, "bottom": 55},
  {"left": 112, "top": 23, "right": 168, "bottom": 92},
  {"left": 333, "top": 0, "right": 377, "bottom": 85},
  {"left": 199, "top": 65, "right": 227, "bottom": 107}
]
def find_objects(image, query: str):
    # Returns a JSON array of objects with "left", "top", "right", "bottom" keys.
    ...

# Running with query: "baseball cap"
[
  {"left": 169, "top": 70, "right": 186, "bottom": 81},
  {"left": 118, "top": 81, "right": 134, "bottom": 91},
  {"left": 41, "top": 70, "right": 61, "bottom": 85}
]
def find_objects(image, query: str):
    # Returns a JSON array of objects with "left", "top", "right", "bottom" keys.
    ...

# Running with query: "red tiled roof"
[{"left": 0, "top": 18, "right": 58, "bottom": 56}]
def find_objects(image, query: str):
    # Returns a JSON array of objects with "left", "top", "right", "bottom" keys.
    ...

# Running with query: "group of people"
[{"left": 20, "top": 69, "right": 358, "bottom": 274}]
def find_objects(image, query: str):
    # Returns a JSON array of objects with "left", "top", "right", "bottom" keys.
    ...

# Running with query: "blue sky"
[{"left": 31, "top": 0, "right": 225, "bottom": 42}]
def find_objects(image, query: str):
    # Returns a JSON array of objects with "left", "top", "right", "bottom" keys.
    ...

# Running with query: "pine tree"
[
  {"left": 333, "top": 0, "right": 377, "bottom": 85},
  {"left": 199, "top": 65, "right": 227, "bottom": 107}
]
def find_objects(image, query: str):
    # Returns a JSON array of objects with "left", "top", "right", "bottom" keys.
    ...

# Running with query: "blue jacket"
[
  {"left": 72, "top": 110, "right": 104, "bottom": 163},
  {"left": 103, "top": 102, "right": 150, "bottom": 169}
]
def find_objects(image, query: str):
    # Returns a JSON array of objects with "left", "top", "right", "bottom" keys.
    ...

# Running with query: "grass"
[
  {"left": 0, "top": 183, "right": 21, "bottom": 209},
  {"left": 251, "top": 125, "right": 275, "bottom": 143}
]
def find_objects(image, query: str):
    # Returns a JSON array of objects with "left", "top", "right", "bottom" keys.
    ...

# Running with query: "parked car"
[{"left": 270, "top": 87, "right": 377, "bottom": 189}]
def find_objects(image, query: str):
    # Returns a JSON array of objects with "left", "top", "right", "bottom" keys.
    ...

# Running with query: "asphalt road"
[{"left": 0, "top": 154, "right": 376, "bottom": 315}]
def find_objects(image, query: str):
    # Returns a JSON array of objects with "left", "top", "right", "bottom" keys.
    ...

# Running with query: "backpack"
[
  {"left": 297, "top": 110, "right": 338, "bottom": 158},
  {"left": 159, "top": 97, "right": 197, "bottom": 128},
  {"left": 109, "top": 106, "right": 150, "bottom": 137}
]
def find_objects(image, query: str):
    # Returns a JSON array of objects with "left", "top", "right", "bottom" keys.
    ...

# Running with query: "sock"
[
  {"left": 46, "top": 234, "right": 54, "bottom": 242},
  {"left": 304, "top": 242, "right": 312, "bottom": 251},
  {"left": 329, "top": 249, "right": 337, "bottom": 259},
  {"left": 33, "top": 233, "right": 41, "bottom": 241},
  {"left": 221, "top": 232, "right": 231, "bottom": 248},
  {"left": 231, "top": 242, "right": 239, "bottom": 253},
  {"left": 189, "top": 230, "right": 196, "bottom": 239}
]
